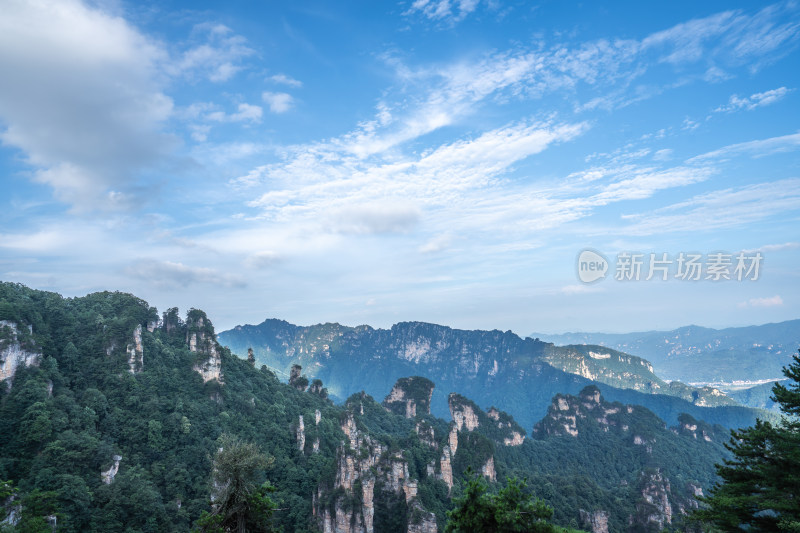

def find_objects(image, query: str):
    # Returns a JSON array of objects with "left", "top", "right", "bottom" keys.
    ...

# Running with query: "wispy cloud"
[
  {"left": 714, "top": 86, "right": 792, "bottom": 112},
  {"left": 268, "top": 73, "right": 303, "bottom": 88},
  {"left": 207, "top": 103, "right": 263, "bottom": 123},
  {"left": 738, "top": 295, "right": 784, "bottom": 308},
  {"left": 689, "top": 132, "right": 800, "bottom": 162},
  {"left": 173, "top": 23, "right": 255, "bottom": 82},
  {"left": 743, "top": 242, "right": 800, "bottom": 253},
  {"left": 404, "top": 0, "right": 486, "bottom": 24},
  {"left": 619, "top": 178, "right": 800, "bottom": 236},
  {"left": 124, "top": 259, "right": 247, "bottom": 289}
]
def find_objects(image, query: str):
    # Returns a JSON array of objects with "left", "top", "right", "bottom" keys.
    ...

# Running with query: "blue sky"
[{"left": 1, "top": 0, "right": 799, "bottom": 335}]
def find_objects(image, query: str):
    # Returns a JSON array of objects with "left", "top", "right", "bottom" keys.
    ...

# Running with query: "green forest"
[{"left": 0, "top": 282, "right": 796, "bottom": 532}]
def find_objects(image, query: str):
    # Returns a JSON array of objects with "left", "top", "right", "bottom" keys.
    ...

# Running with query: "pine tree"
[
  {"left": 694, "top": 350, "right": 800, "bottom": 531},
  {"left": 195, "top": 435, "right": 277, "bottom": 533}
]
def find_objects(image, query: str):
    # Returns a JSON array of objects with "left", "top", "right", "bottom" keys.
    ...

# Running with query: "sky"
[{"left": 0, "top": 0, "right": 799, "bottom": 336}]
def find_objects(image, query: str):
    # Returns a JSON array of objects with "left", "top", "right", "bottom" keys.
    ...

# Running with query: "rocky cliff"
[
  {"left": 315, "top": 401, "right": 437, "bottom": 533},
  {"left": 218, "top": 319, "right": 766, "bottom": 431},
  {"left": 532, "top": 385, "right": 722, "bottom": 530},
  {"left": 383, "top": 376, "right": 434, "bottom": 418},
  {"left": 127, "top": 324, "right": 144, "bottom": 374},
  {"left": 185, "top": 310, "right": 223, "bottom": 384},
  {"left": 0, "top": 320, "right": 40, "bottom": 385}
]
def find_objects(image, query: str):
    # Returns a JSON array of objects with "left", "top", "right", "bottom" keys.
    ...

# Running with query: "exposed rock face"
[
  {"left": 383, "top": 376, "right": 435, "bottom": 418},
  {"left": 676, "top": 413, "right": 718, "bottom": 442},
  {"left": 534, "top": 386, "right": 636, "bottom": 439},
  {"left": 438, "top": 445, "right": 454, "bottom": 492},
  {"left": 579, "top": 509, "right": 609, "bottom": 533},
  {"left": 449, "top": 394, "right": 480, "bottom": 431},
  {"left": 0, "top": 320, "right": 40, "bottom": 385},
  {"left": 297, "top": 415, "right": 305, "bottom": 452},
  {"left": 448, "top": 426, "right": 458, "bottom": 455},
  {"left": 187, "top": 312, "right": 223, "bottom": 384},
  {"left": 503, "top": 431, "right": 524, "bottom": 446},
  {"left": 407, "top": 501, "right": 437, "bottom": 533},
  {"left": 289, "top": 364, "right": 308, "bottom": 391},
  {"left": 313, "top": 409, "right": 321, "bottom": 453},
  {"left": 127, "top": 324, "right": 143, "bottom": 374},
  {"left": 481, "top": 455, "right": 496, "bottom": 482},
  {"left": 316, "top": 408, "right": 436, "bottom": 533},
  {"left": 487, "top": 406, "right": 526, "bottom": 446},
  {"left": 634, "top": 469, "right": 673, "bottom": 530},
  {"left": 415, "top": 421, "right": 437, "bottom": 448},
  {"left": 101, "top": 455, "right": 123, "bottom": 484}
]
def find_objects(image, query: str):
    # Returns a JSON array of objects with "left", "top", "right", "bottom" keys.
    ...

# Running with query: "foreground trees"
[
  {"left": 195, "top": 435, "right": 277, "bottom": 533},
  {"left": 694, "top": 350, "right": 800, "bottom": 531},
  {"left": 445, "top": 471, "right": 581, "bottom": 533}
]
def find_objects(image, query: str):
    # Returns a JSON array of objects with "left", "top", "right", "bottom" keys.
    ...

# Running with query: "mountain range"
[
  {"left": 0, "top": 281, "right": 759, "bottom": 532},
  {"left": 217, "top": 319, "right": 774, "bottom": 431},
  {"left": 531, "top": 320, "right": 799, "bottom": 386}
]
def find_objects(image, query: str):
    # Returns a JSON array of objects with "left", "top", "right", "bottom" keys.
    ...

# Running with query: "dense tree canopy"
[
  {"left": 694, "top": 350, "right": 800, "bottom": 531},
  {"left": 445, "top": 471, "right": 582, "bottom": 533}
]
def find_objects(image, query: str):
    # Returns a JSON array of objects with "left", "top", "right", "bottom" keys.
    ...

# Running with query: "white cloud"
[
  {"left": 405, "top": 0, "right": 485, "bottom": 23},
  {"left": 268, "top": 73, "right": 303, "bottom": 87},
  {"left": 244, "top": 251, "right": 282, "bottom": 269},
  {"left": 742, "top": 242, "right": 800, "bottom": 253},
  {"left": 689, "top": 132, "right": 800, "bottom": 162},
  {"left": 207, "top": 103, "right": 263, "bottom": 123},
  {"left": 619, "top": 178, "right": 800, "bottom": 236},
  {"left": 419, "top": 234, "right": 452, "bottom": 254},
  {"left": 739, "top": 295, "right": 784, "bottom": 308},
  {"left": 124, "top": 259, "right": 247, "bottom": 289},
  {"left": 173, "top": 23, "right": 254, "bottom": 82},
  {"left": 262, "top": 92, "right": 294, "bottom": 113},
  {"left": 330, "top": 204, "right": 420, "bottom": 235},
  {"left": 714, "top": 86, "right": 792, "bottom": 112},
  {"left": 653, "top": 149, "right": 673, "bottom": 161},
  {"left": 0, "top": 0, "right": 175, "bottom": 211},
  {"left": 560, "top": 284, "right": 606, "bottom": 295}
]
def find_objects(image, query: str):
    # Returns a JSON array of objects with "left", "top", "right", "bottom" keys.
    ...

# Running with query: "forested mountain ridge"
[
  {"left": 0, "top": 282, "right": 739, "bottom": 532},
  {"left": 218, "top": 319, "right": 769, "bottom": 430},
  {"left": 531, "top": 320, "right": 800, "bottom": 383}
]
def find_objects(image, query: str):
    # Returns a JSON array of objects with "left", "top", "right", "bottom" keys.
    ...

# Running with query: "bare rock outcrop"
[
  {"left": 449, "top": 393, "right": 480, "bottom": 431},
  {"left": 297, "top": 415, "right": 305, "bottom": 451},
  {"left": 186, "top": 311, "right": 223, "bottom": 384},
  {"left": 289, "top": 364, "right": 308, "bottom": 391},
  {"left": 481, "top": 455, "right": 496, "bottom": 482},
  {"left": 383, "top": 376, "right": 434, "bottom": 419},
  {"left": 579, "top": 509, "right": 609, "bottom": 533},
  {"left": 101, "top": 455, "right": 123, "bottom": 484},
  {"left": 533, "top": 386, "right": 633, "bottom": 439},
  {"left": 127, "top": 324, "right": 143, "bottom": 374},
  {"left": 633, "top": 469, "right": 673, "bottom": 530},
  {"left": 0, "top": 320, "right": 40, "bottom": 385},
  {"left": 316, "top": 405, "right": 437, "bottom": 533}
]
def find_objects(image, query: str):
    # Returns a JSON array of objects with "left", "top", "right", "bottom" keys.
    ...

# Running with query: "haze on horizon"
[{"left": 1, "top": 0, "right": 799, "bottom": 335}]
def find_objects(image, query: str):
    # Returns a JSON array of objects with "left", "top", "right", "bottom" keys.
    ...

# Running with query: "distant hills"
[
  {"left": 531, "top": 320, "right": 799, "bottom": 386},
  {"left": 218, "top": 319, "right": 773, "bottom": 431}
]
